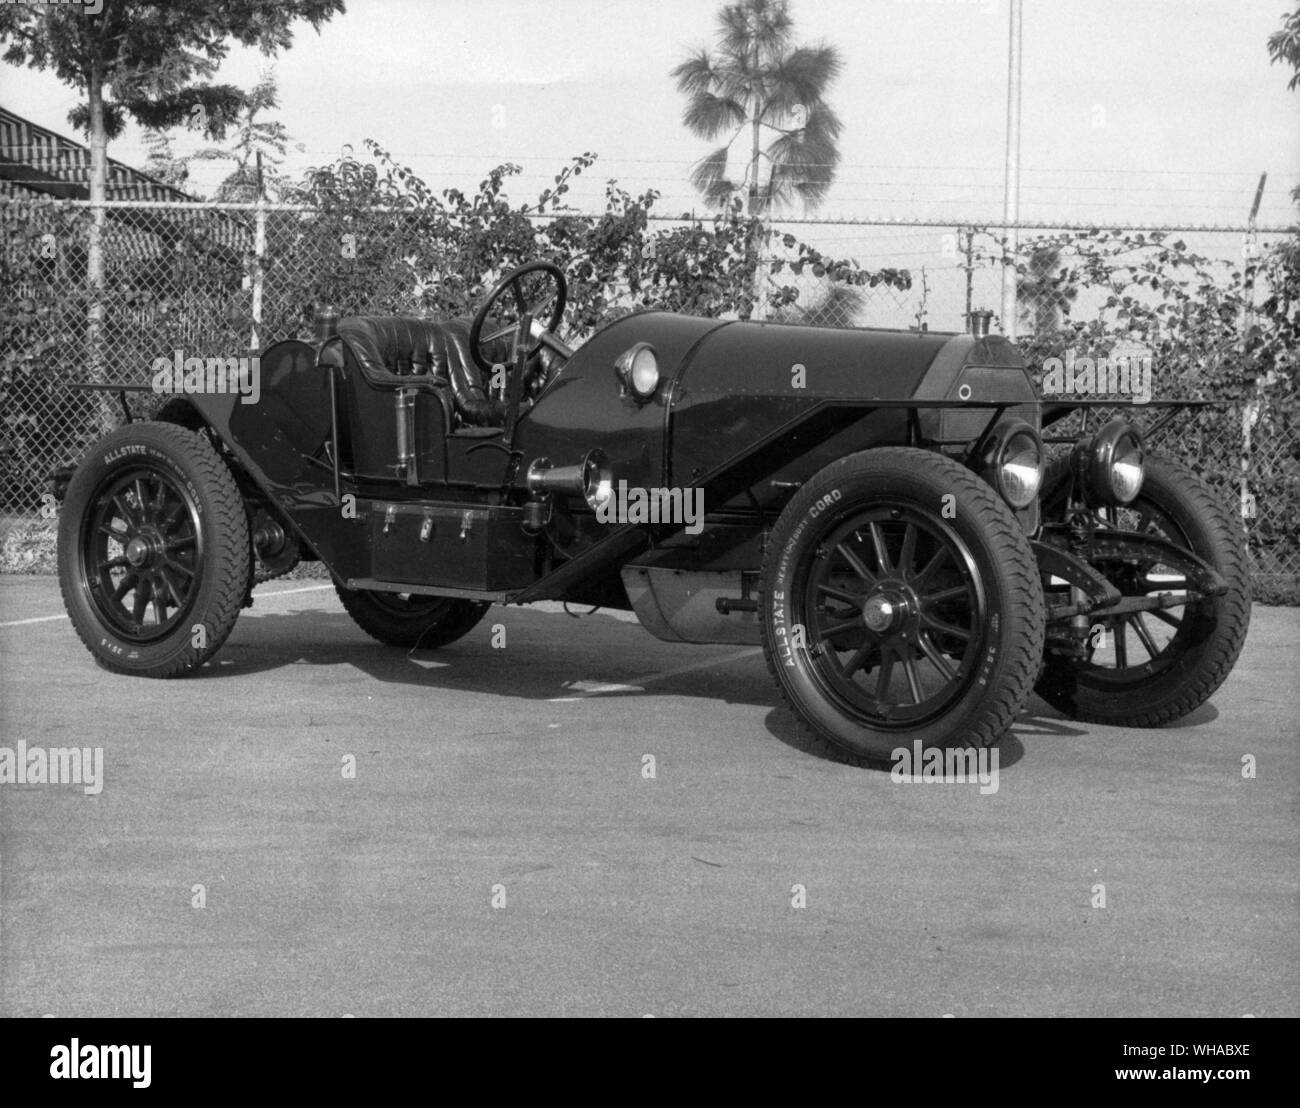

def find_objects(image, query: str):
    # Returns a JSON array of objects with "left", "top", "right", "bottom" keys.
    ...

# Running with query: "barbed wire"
[
  {"left": 0, "top": 196, "right": 1291, "bottom": 234},
  {"left": 20, "top": 143, "right": 1287, "bottom": 180}
]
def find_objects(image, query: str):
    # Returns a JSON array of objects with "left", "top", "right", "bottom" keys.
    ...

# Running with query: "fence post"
[
  {"left": 1000, "top": 0, "right": 1023, "bottom": 340},
  {"left": 249, "top": 152, "right": 266, "bottom": 355},
  {"left": 1238, "top": 174, "right": 1267, "bottom": 542},
  {"left": 961, "top": 225, "right": 974, "bottom": 330}
]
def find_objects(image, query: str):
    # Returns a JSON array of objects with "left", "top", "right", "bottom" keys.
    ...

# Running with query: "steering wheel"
[{"left": 468, "top": 260, "right": 568, "bottom": 373}]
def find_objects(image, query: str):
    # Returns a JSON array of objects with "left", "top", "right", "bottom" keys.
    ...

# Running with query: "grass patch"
[{"left": 0, "top": 519, "right": 57, "bottom": 574}]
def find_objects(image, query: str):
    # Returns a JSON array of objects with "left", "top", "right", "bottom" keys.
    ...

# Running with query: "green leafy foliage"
[
  {"left": 985, "top": 224, "right": 1299, "bottom": 590},
  {"left": 0, "top": 1, "right": 344, "bottom": 144},
  {"left": 264, "top": 144, "right": 910, "bottom": 340},
  {"left": 0, "top": 146, "right": 910, "bottom": 520},
  {"left": 0, "top": 204, "right": 101, "bottom": 511},
  {"left": 1267, "top": 5, "right": 1300, "bottom": 93},
  {"left": 189, "top": 73, "right": 295, "bottom": 202}
]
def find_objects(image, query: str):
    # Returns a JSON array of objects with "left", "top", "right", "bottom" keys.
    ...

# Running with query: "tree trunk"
[{"left": 86, "top": 59, "right": 114, "bottom": 432}]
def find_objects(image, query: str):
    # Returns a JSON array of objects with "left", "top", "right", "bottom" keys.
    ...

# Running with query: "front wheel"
[
  {"left": 760, "top": 447, "right": 1045, "bottom": 765},
  {"left": 1034, "top": 454, "right": 1250, "bottom": 725}
]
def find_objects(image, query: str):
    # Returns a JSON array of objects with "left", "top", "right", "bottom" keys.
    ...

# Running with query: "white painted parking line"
[
  {"left": 0, "top": 582, "right": 336, "bottom": 629},
  {"left": 255, "top": 583, "right": 335, "bottom": 598},
  {"left": 0, "top": 613, "right": 68, "bottom": 628},
  {"left": 548, "top": 647, "right": 762, "bottom": 701}
]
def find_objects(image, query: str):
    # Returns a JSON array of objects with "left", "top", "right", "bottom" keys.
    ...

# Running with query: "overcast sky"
[{"left": 2, "top": 0, "right": 1297, "bottom": 227}]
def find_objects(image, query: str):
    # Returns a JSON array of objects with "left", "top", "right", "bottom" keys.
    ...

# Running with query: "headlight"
[
  {"left": 614, "top": 342, "right": 660, "bottom": 400},
  {"left": 982, "top": 420, "right": 1042, "bottom": 509},
  {"left": 1074, "top": 419, "right": 1145, "bottom": 507},
  {"left": 997, "top": 427, "right": 1043, "bottom": 509}
]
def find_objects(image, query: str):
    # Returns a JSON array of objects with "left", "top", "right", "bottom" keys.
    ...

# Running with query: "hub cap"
[{"left": 863, "top": 590, "right": 907, "bottom": 633}]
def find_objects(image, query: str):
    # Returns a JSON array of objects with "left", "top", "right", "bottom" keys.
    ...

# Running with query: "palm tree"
[
  {"left": 773, "top": 283, "right": 864, "bottom": 328},
  {"left": 1017, "top": 245, "right": 1077, "bottom": 336},
  {"left": 672, "top": 0, "right": 843, "bottom": 216}
]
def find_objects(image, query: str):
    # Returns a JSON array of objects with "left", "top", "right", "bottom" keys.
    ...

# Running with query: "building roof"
[{"left": 0, "top": 105, "right": 252, "bottom": 258}]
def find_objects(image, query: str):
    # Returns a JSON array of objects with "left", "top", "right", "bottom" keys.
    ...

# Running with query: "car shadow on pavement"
[
  {"left": 195, "top": 608, "right": 1129, "bottom": 772},
  {"left": 1022, "top": 698, "right": 1219, "bottom": 730},
  {"left": 759, "top": 706, "right": 1033, "bottom": 772},
  {"left": 199, "top": 609, "right": 776, "bottom": 703}
]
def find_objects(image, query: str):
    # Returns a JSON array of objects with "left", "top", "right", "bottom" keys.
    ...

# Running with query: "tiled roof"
[{"left": 0, "top": 106, "right": 251, "bottom": 257}]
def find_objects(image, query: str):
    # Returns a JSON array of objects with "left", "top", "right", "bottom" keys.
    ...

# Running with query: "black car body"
[{"left": 56, "top": 262, "right": 1250, "bottom": 764}]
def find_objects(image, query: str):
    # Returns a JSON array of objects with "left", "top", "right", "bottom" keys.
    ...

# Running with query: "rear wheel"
[
  {"left": 760, "top": 447, "right": 1045, "bottom": 765},
  {"left": 334, "top": 584, "right": 489, "bottom": 648},
  {"left": 57, "top": 422, "right": 250, "bottom": 677},
  {"left": 1035, "top": 454, "right": 1250, "bottom": 725}
]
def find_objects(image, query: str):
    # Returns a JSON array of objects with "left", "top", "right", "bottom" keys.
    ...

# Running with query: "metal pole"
[
  {"left": 962, "top": 226, "right": 974, "bottom": 329},
  {"left": 1240, "top": 171, "right": 1267, "bottom": 534},
  {"left": 1000, "top": 0, "right": 1023, "bottom": 340},
  {"left": 251, "top": 150, "right": 266, "bottom": 354}
]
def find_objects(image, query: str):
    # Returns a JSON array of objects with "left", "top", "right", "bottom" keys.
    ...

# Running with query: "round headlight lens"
[
  {"left": 615, "top": 343, "right": 660, "bottom": 400},
  {"left": 1078, "top": 420, "right": 1145, "bottom": 507},
  {"left": 1109, "top": 435, "right": 1144, "bottom": 504},
  {"left": 995, "top": 426, "right": 1043, "bottom": 509},
  {"left": 629, "top": 346, "right": 659, "bottom": 398}
]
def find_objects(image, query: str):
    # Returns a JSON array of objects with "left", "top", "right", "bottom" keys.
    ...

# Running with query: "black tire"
[
  {"left": 57, "top": 422, "right": 251, "bottom": 677},
  {"left": 334, "top": 584, "right": 490, "bottom": 648},
  {"left": 1035, "top": 453, "right": 1250, "bottom": 725},
  {"left": 760, "top": 447, "right": 1046, "bottom": 765}
]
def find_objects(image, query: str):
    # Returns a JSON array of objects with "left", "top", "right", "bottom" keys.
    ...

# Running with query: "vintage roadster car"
[{"left": 55, "top": 261, "right": 1250, "bottom": 764}]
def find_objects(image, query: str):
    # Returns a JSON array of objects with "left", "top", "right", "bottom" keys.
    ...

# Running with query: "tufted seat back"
[{"left": 336, "top": 315, "right": 511, "bottom": 426}]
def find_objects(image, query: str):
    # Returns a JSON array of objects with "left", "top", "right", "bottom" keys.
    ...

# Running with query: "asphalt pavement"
[{"left": 1, "top": 574, "right": 1296, "bottom": 1017}]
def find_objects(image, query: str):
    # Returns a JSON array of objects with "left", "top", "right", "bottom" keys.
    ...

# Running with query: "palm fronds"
[{"left": 673, "top": 0, "right": 843, "bottom": 214}]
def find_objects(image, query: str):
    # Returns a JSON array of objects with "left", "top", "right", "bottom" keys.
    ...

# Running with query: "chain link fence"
[{"left": 2, "top": 197, "right": 1296, "bottom": 600}]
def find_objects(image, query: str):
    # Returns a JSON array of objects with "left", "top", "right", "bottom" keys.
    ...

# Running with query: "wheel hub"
[
  {"left": 124, "top": 534, "right": 156, "bottom": 567},
  {"left": 862, "top": 587, "right": 912, "bottom": 633}
]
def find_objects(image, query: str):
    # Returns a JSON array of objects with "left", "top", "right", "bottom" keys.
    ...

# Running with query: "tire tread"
[
  {"left": 1036, "top": 454, "right": 1250, "bottom": 726},
  {"left": 758, "top": 447, "right": 1045, "bottom": 766},
  {"left": 58, "top": 422, "right": 250, "bottom": 677}
]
